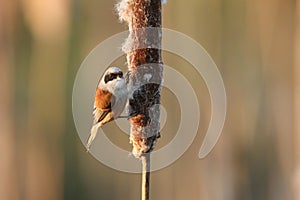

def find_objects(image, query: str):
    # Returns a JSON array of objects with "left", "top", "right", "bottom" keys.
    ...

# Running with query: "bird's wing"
[
  {"left": 93, "top": 88, "right": 115, "bottom": 124},
  {"left": 86, "top": 89, "right": 115, "bottom": 152},
  {"left": 93, "top": 107, "right": 110, "bottom": 124}
]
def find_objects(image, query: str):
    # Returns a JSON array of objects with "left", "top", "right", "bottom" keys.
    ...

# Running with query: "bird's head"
[{"left": 99, "top": 67, "right": 126, "bottom": 94}]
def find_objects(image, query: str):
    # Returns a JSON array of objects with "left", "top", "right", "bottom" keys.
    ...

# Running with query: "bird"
[{"left": 86, "top": 67, "right": 128, "bottom": 152}]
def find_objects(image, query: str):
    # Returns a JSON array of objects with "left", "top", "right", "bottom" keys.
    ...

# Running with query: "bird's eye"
[
  {"left": 111, "top": 74, "right": 117, "bottom": 79},
  {"left": 118, "top": 72, "right": 123, "bottom": 78},
  {"left": 104, "top": 73, "right": 117, "bottom": 83}
]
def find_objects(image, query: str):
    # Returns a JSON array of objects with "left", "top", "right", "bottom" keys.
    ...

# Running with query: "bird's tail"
[{"left": 86, "top": 123, "right": 101, "bottom": 152}]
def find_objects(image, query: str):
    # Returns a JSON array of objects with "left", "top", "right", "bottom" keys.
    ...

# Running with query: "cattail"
[{"left": 117, "top": 0, "right": 163, "bottom": 199}]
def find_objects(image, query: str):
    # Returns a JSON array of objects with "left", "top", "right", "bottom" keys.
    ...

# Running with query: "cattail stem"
[
  {"left": 141, "top": 153, "right": 150, "bottom": 200},
  {"left": 117, "top": 0, "right": 162, "bottom": 199}
]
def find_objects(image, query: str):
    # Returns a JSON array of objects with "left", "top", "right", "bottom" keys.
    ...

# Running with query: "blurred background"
[{"left": 1, "top": 0, "right": 300, "bottom": 199}]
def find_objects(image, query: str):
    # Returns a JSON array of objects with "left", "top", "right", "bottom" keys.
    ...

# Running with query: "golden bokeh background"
[{"left": 1, "top": 0, "right": 300, "bottom": 200}]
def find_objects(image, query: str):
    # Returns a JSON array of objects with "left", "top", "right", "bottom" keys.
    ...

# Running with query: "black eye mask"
[{"left": 104, "top": 71, "right": 123, "bottom": 83}]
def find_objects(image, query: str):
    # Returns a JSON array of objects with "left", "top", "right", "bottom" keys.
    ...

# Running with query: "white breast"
[{"left": 111, "top": 85, "right": 128, "bottom": 118}]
